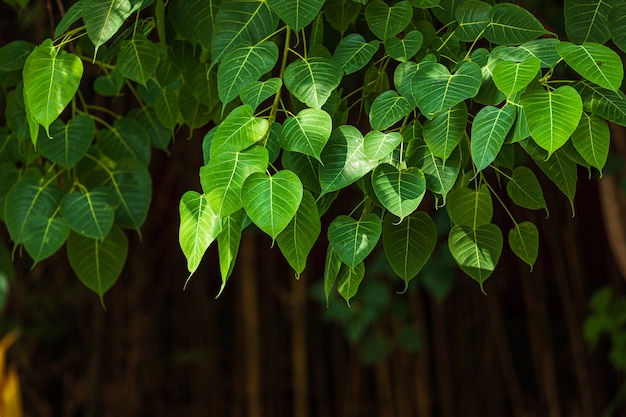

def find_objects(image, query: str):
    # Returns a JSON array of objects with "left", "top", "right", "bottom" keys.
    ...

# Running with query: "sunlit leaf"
[
  {"left": 455, "top": 0, "right": 491, "bottom": 42},
  {"left": 210, "top": 104, "right": 269, "bottom": 155},
  {"left": 485, "top": 3, "right": 547, "bottom": 45},
  {"left": 372, "top": 165, "right": 426, "bottom": 221},
  {"left": 280, "top": 108, "right": 332, "bottom": 162},
  {"left": 239, "top": 78, "right": 282, "bottom": 111},
  {"left": 333, "top": 33, "right": 379, "bottom": 75},
  {"left": 571, "top": 113, "right": 610, "bottom": 172},
  {"left": 576, "top": 81, "right": 626, "bottom": 127},
  {"left": 422, "top": 102, "right": 467, "bottom": 163},
  {"left": 83, "top": 0, "right": 141, "bottom": 54},
  {"left": 470, "top": 104, "right": 516, "bottom": 172},
  {"left": 363, "top": 131, "right": 402, "bottom": 161},
  {"left": 369, "top": 90, "right": 413, "bottom": 131},
  {"left": 328, "top": 213, "right": 381, "bottom": 268},
  {"left": 117, "top": 34, "right": 160, "bottom": 86},
  {"left": 446, "top": 185, "right": 493, "bottom": 227},
  {"left": 337, "top": 262, "right": 365, "bottom": 306},
  {"left": 60, "top": 187, "right": 117, "bottom": 239},
  {"left": 492, "top": 57, "right": 540, "bottom": 96},
  {"left": 284, "top": 56, "right": 343, "bottom": 108},
  {"left": 217, "top": 209, "right": 244, "bottom": 296},
  {"left": 408, "top": 137, "right": 461, "bottom": 204},
  {"left": 384, "top": 30, "right": 423, "bottom": 62},
  {"left": 506, "top": 166, "right": 548, "bottom": 214},
  {"left": 556, "top": 42, "right": 623, "bottom": 92}
]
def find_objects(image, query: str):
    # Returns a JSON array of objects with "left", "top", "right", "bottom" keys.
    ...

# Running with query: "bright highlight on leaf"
[{"left": 328, "top": 213, "right": 382, "bottom": 269}]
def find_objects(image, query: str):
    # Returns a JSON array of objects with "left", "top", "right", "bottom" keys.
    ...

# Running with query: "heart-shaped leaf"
[
  {"left": 492, "top": 57, "right": 541, "bottom": 96},
  {"left": 384, "top": 30, "right": 423, "bottom": 62},
  {"left": 485, "top": 3, "right": 547, "bottom": 45},
  {"left": 556, "top": 42, "right": 624, "bottom": 92},
  {"left": 337, "top": 262, "right": 365, "bottom": 306},
  {"left": 382, "top": 211, "right": 436, "bottom": 291},
  {"left": 154, "top": 87, "right": 180, "bottom": 130},
  {"left": 446, "top": 185, "right": 493, "bottom": 227},
  {"left": 218, "top": 41, "right": 279, "bottom": 106},
  {"left": 239, "top": 78, "right": 282, "bottom": 111},
  {"left": 509, "top": 221, "right": 539, "bottom": 270},
  {"left": 576, "top": 81, "right": 626, "bottom": 127},
  {"left": 23, "top": 40, "right": 83, "bottom": 135},
  {"left": 168, "top": 0, "right": 218, "bottom": 48},
  {"left": 267, "top": 0, "right": 325, "bottom": 31},
  {"left": 210, "top": 104, "right": 269, "bottom": 155},
  {"left": 365, "top": 0, "right": 413, "bottom": 40},
  {"left": 242, "top": 170, "right": 304, "bottom": 240},
  {"left": 363, "top": 131, "right": 402, "bottom": 161},
  {"left": 455, "top": 0, "right": 491, "bottom": 42},
  {"left": 448, "top": 223, "right": 503, "bottom": 292},
  {"left": 571, "top": 113, "right": 610, "bottom": 172},
  {"left": 83, "top": 0, "right": 140, "bottom": 54},
  {"left": 282, "top": 151, "right": 322, "bottom": 193},
  {"left": 506, "top": 166, "right": 548, "bottom": 214},
  {"left": 564, "top": 0, "right": 614, "bottom": 44},
  {"left": 423, "top": 102, "right": 468, "bottom": 163},
  {"left": 413, "top": 61, "right": 482, "bottom": 119},
  {"left": 369, "top": 90, "right": 413, "bottom": 130},
  {"left": 22, "top": 214, "right": 69, "bottom": 263},
  {"left": 277, "top": 190, "right": 321, "bottom": 277},
  {"left": 284, "top": 57, "right": 343, "bottom": 108},
  {"left": 323, "top": 0, "right": 362, "bottom": 34},
  {"left": 371, "top": 164, "right": 426, "bottom": 221},
  {"left": 333, "top": 33, "right": 380, "bottom": 75},
  {"left": 521, "top": 86, "right": 583, "bottom": 157},
  {"left": 0, "top": 40, "right": 34, "bottom": 71},
  {"left": 38, "top": 115, "right": 95, "bottom": 169},
  {"left": 470, "top": 104, "right": 516, "bottom": 172},
  {"left": 60, "top": 187, "right": 117, "bottom": 239},
  {"left": 96, "top": 117, "right": 151, "bottom": 166},
  {"left": 280, "top": 108, "right": 332, "bottom": 162},
  {"left": 179, "top": 191, "right": 222, "bottom": 276},
  {"left": 117, "top": 34, "right": 159, "bottom": 86},
  {"left": 328, "top": 213, "right": 382, "bottom": 268},
  {"left": 408, "top": 137, "right": 461, "bottom": 205}
]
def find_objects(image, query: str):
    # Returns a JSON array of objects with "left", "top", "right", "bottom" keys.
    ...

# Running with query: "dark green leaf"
[
  {"left": 509, "top": 221, "right": 539, "bottom": 270},
  {"left": 365, "top": 0, "right": 413, "bottom": 40},
  {"left": 328, "top": 213, "right": 382, "bottom": 268}
]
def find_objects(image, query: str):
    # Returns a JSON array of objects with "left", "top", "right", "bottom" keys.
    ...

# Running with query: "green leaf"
[
  {"left": 218, "top": 41, "right": 279, "bottom": 106},
  {"left": 168, "top": 0, "right": 219, "bottom": 49},
  {"left": 382, "top": 211, "right": 436, "bottom": 291},
  {"left": 0, "top": 40, "right": 34, "bottom": 71},
  {"left": 364, "top": 0, "right": 413, "bottom": 41},
  {"left": 432, "top": 0, "right": 470, "bottom": 24},
  {"left": 319, "top": 125, "right": 378, "bottom": 196},
  {"left": 154, "top": 87, "right": 180, "bottom": 130},
  {"left": 217, "top": 209, "right": 244, "bottom": 296},
  {"left": 485, "top": 3, "right": 547, "bottom": 45},
  {"left": 4, "top": 177, "right": 64, "bottom": 244},
  {"left": 282, "top": 151, "right": 322, "bottom": 193},
  {"left": 455, "top": 0, "right": 491, "bottom": 42},
  {"left": 211, "top": 0, "right": 279, "bottom": 64},
  {"left": 448, "top": 224, "right": 503, "bottom": 292},
  {"left": 179, "top": 191, "right": 222, "bottom": 276},
  {"left": 267, "top": 0, "right": 324, "bottom": 31},
  {"left": 564, "top": 0, "right": 619, "bottom": 44},
  {"left": 276, "top": 190, "right": 321, "bottom": 277},
  {"left": 384, "top": 30, "right": 423, "bottom": 62},
  {"left": 408, "top": 138, "right": 461, "bottom": 204},
  {"left": 96, "top": 117, "right": 151, "bottom": 166},
  {"left": 280, "top": 108, "right": 332, "bottom": 162},
  {"left": 571, "top": 113, "right": 610, "bottom": 172},
  {"left": 577, "top": 81, "right": 626, "bottom": 126},
  {"left": 239, "top": 78, "right": 282, "bottom": 111},
  {"left": 67, "top": 226, "right": 128, "bottom": 303},
  {"left": 506, "top": 166, "right": 548, "bottom": 214},
  {"left": 22, "top": 213, "right": 69, "bottom": 263},
  {"left": 201, "top": 145, "right": 269, "bottom": 217},
  {"left": 337, "top": 262, "right": 365, "bottom": 306},
  {"left": 333, "top": 33, "right": 379, "bottom": 75},
  {"left": 470, "top": 104, "right": 516, "bottom": 172},
  {"left": 94, "top": 69, "right": 124, "bottom": 96},
  {"left": 492, "top": 57, "right": 540, "bottom": 96},
  {"left": 493, "top": 39, "right": 561, "bottom": 69},
  {"left": 210, "top": 104, "right": 269, "bottom": 154},
  {"left": 60, "top": 187, "right": 117, "bottom": 239},
  {"left": 556, "top": 42, "right": 623, "bottom": 92},
  {"left": 328, "top": 213, "right": 382, "bottom": 268},
  {"left": 446, "top": 185, "right": 493, "bottom": 227},
  {"left": 369, "top": 90, "right": 413, "bottom": 131},
  {"left": 372, "top": 165, "right": 426, "bottom": 221},
  {"left": 83, "top": 0, "right": 140, "bottom": 54},
  {"left": 609, "top": 4, "right": 626, "bottom": 53},
  {"left": 104, "top": 158, "right": 152, "bottom": 230},
  {"left": 521, "top": 86, "right": 583, "bottom": 157},
  {"left": 22, "top": 41, "right": 83, "bottom": 134},
  {"left": 324, "top": 245, "right": 342, "bottom": 306},
  {"left": 508, "top": 221, "right": 539, "bottom": 270},
  {"left": 241, "top": 170, "right": 304, "bottom": 240},
  {"left": 323, "top": 0, "right": 361, "bottom": 34},
  {"left": 284, "top": 57, "right": 343, "bottom": 108},
  {"left": 38, "top": 115, "right": 95, "bottom": 169},
  {"left": 117, "top": 34, "right": 160, "bottom": 86},
  {"left": 413, "top": 61, "right": 482, "bottom": 119},
  {"left": 363, "top": 131, "right": 402, "bottom": 161},
  {"left": 422, "top": 102, "right": 468, "bottom": 163}
]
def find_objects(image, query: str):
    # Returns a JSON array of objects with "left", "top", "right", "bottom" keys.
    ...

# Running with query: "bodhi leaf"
[
  {"left": 267, "top": 0, "right": 324, "bottom": 31},
  {"left": 210, "top": 104, "right": 269, "bottom": 154},
  {"left": 509, "top": 221, "right": 539, "bottom": 270},
  {"left": 455, "top": 0, "right": 491, "bottom": 42},
  {"left": 413, "top": 61, "right": 482, "bottom": 119},
  {"left": 369, "top": 90, "right": 413, "bottom": 131},
  {"left": 485, "top": 3, "right": 547, "bottom": 45},
  {"left": 67, "top": 226, "right": 128, "bottom": 304},
  {"left": 609, "top": 4, "right": 626, "bottom": 53},
  {"left": 556, "top": 42, "right": 624, "bottom": 92},
  {"left": 571, "top": 113, "right": 610, "bottom": 172},
  {"left": 564, "top": 0, "right": 618, "bottom": 44},
  {"left": 363, "top": 131, "right": 402, "bottom": 161},
  {"left": 96, "top": 117, "right": 151, "bottom": 166},
  {"left": 506, "top": 166, "right": 548, "bottom": 214},
  {"left": 284, "top": 57, "right": 343, "bottom": 109},
  {"left": 576, "top": 81, "right": 626, "bottom": 127},
  {"left": 323, "top": 0, "right": 361, "bottom": 34},
  {"left": 328, "top": 213, "right": 382, "bottom": 268},
  {"left": 38, "top": 115, "right": 95, "bottom": 169},
  {"left": 492, "top": 57, "right": 540, "bottom": 96},
  {"left": 239, "top": 78, "right": 282, "bottom": 111},
  {"left": 384, "top": 31, "right": 423, "bottom": 63},
  {"left": 520, "top": 86, "right": 583, "bottom": 157},
  {"left": 276, "top": 191, "right": 321, "bottom": 277},
  {"left": 422, "top": 102, "right": 468, "bottom": 163},
  {"left": 382, "top": 211, "right": 437, "bottom": 291},
  {"left": 337, "top": 262, "right": 365, "bottom": 306},
  {"left": 333, "top": 34, "right": 379, "bottom": 75},
  {"left": 448, "top": 223, "right": 503, "bottom": 292},
  {"left": 22, "top": 40, "right": 83, "bottom": 136},
  {"left": 241, "top": 170, "right": 303, "bottom": 240},
  {"left": 217, "top": 41, "right": 279, "bottom": 107},
  {"left": 323, "top": 245, "right": 342, "bottom": 306},
  {"left": 408, "top": 138, "right": 461, "bottom": 205},
  {"left": 168, "top": 0, "right": 218, "bottom": 49},
  {"left": 103, "top": 158, "right": 152, "bottom": 231},
  {"left": 217, "top": 210, "right": 244, "bottom": 296},
  {"left": 179, "top": 191, "right": 222, "bottom": 276},
  {"left": 60, "top": 187, "right": 117, "bottom": 239},
  {"left": 117, "top": 34, "right": 160, "bottom": 86},
  {"left": 83, "top": 0, "right": 141, "bottom": 55},
  {"left": 364, "top": 0, "right": 413, "bottom": 41},
  {"left": 280, "top": 108, "right": 332, "bottom": 162},
  {"left": 22, "top": 213, "right": 69, "bottom": 263},
  {"left": 371, "top": 164, "right": 426, "bottom": 222},
  {"left": 470, "top": 104, "right": 516, "bottom": 172},
  {"left": 446, "top": 185, "right": 493, "bottom": 227}
]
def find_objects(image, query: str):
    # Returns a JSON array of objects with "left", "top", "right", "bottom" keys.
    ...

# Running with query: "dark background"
[{"left": 1, "top": 1, "right": 626, "bottom": 416}]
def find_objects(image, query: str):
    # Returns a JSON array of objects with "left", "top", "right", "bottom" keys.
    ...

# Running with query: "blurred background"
[{"left": 1, "top": 0, "right": 626, "bottom": 416}]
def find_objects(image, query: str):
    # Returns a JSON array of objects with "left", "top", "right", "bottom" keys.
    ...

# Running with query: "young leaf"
[
  {"left": 448, "top": 223, "right": 503, "bottom": 292},
  {"left": 67, "top": 226, "right": 128, "bottom": 303},
  {"left": 571, "top": 113, "right": 610, "bottom": 172},
  {"left": 210, "top": 104, "right": 269, "bottom": 155},
  {"left": 328, "top": 213, "right": 382, "bottom": 268},
  {"left": 276, "top": 191, "right": 321, "bottom": 277},
  {"left": 241, "top": 170, "right": 304, "bottom": 240},
  {"left": 217, "top": 41, "right": 279, "bottom": 106},
  {"left": 384, "top": 30, "right": 423, "bottom": 62},
  {"left": 179, "top": 191, "right": 222, "bottom": 276},
  {"left": 413, "top": 61, "right": 482, "bottom": 119},
  {"left": 22, "top": 41, "right": 83, "bottom": 135},
  {"left": 506, "top": 166, "right": 548, "bottom": 214},
  {"left": 382, "top": 211, "right": 437, "bottom": 291},
  {"left": 363, "top": 131, "right": 402, "bottom": 161},
  {"left": 364, "top": 0, "right": 413, "bottom": 41},
  {"left": 492, "top": 57, "right": 540, "bottom": 96},
  {"left": 422, "top": 102, "right": 468, "bottom": 163},
  {"left": 557, "top": 42, "right": 623, "bottom": 92},
  {"left": 520, "top": 86, "right": 583, "bottom": 157},
  {"left": 280, "top": 108, "right": 332, "bottom": 162},
  {"left": 369, "top": 90, "right": 413, "bottom": 130},
  {"left": 509, "top": 221, "right": 539, "bottom": 270},
  {"left": 337, "top": 262, "right": 365, "bottom": 306},
  {"left": 470, "top": 104, "right": 516, "bottom": 172},
  {"left": 217, "top": 210, "right": 244, "bottom": 296},
  {"left": 267, "top": 0, "right": 324, "bottom": 32},
  {"left": 83, "top": 0, "right": 140, "bottom": 54},
  {"left": 60, "top": 187, "right": 117, "bottom": 239},
  {"left": 371, "top": 165, "right": 426, "bottom": 221},
  {"left": 284, "top": 57, "right": 343, "bottom": 108},
  {"left": 564, "top": 0, "right": 615, "bottom": 44},
  {"left": 239, "top": 78, "right": 283, "bottom": 111},
  {"left": 485, "top": 3, "right": 547, "bottom": 45},
  {"left": 333, "top": 33, "right": 379, "bottom": 75},
  {"left": 446, "top": 185, "right": 493, "bottom": 227},
  {"left": 38, "top": 115, "right": 95, "bottom": 169},
  {"left": 117, "top": 34, "right": 160, "bottom": 86}
]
